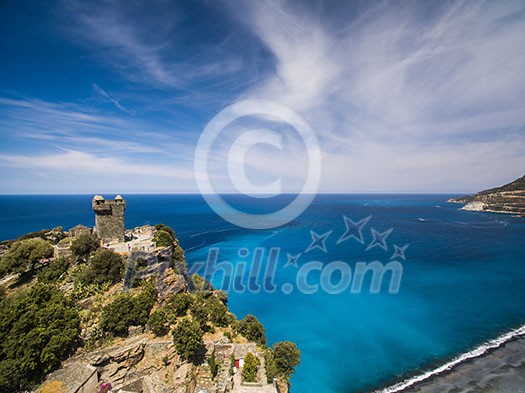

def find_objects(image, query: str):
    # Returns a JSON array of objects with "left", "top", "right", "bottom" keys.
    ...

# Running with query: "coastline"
[{"left": 375, "top": 325, "right": 525, "bottom": 393}]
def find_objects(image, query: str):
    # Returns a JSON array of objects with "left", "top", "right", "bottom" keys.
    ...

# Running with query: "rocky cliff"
[{"left": 449, "top": 174, "right": 525, "bottom": 216}]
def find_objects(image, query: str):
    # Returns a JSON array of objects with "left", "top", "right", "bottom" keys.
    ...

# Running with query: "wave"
[
  {"left": 374, "top": 324, "right": 525, "bottom": 393},
  {"left": 190, "top": 227, "right": 235, "bottom": 238},
  {"left": 184, "top": 241, "right": 207, "bottom": 252},
  {"left": 453, "top": 220, "right": 508, "bottom": 228}
]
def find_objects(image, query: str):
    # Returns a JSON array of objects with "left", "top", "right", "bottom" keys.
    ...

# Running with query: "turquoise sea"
[{"left": 1, "top": 194, "right": 525, "bottom": 393}]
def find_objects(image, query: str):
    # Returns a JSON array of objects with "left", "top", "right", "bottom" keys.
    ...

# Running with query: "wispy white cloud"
[
  {"left": 223, "top": 0, "right": 525, "bottom": 192},
  {"left": 0, "top": 96, "right": 200, "bottom": 193},
  {"left": 0, "top": 96, "right": 195, "bottom": 154},
  {"left": 3, "top": 0, "right": 525, "bottom": 193},
  {"left": 59, "top": 0, "right": 180, "bottom": 87},
  {"left": 0, "top": 149, "right": 194, "bottom": 179},
  {"left": 92, "top": 83, "right": 133, "bottom": 114},
  {"left": 58, "top": 0, "right": 255, "bottom": 91}
]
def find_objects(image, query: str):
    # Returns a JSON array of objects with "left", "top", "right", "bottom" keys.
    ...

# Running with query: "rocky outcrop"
[{"left": 449, "top": 174, "right": 525, "bottom": 217}]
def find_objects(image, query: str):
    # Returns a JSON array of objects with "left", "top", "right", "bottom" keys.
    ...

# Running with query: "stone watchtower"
[{"left": 92, "top": 195, "right": 126, "bottom": 244}]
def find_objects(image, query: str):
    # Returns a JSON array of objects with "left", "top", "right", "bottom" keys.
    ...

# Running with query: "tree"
[
  {"left": 207, "top": 296, "right": 232, "bottom": 327},
  {"left": 208, "top": 351, "right": 219, "bottom": 380},
  {"left": 154, "top": 224, "right": 175, "bottom": 239},
  {"left": 70, "top": 233, "right": 99, "bottom": 260},
  {"left": 148, "top": 309, "right": 168, "bottom": 336},
  {"left": 0, "top": 283, "right": 80, "bottom": 391},
  {"left": 37, "top": 257, "right": 70, "bottom": 283},
  {"left": 100, "top": 283, "right": 157, "bottom": 336},
  {"left": 153, "top": 230, "right": 174, "bottom": 247},
  {"left": 229, "top": 353, "right": 235, "bottom": 376},
  {"left": 190, "top": 295, "right": 209, "bottom": 328},
  {"left": 165, "top": 293, "right": 191, "bottom": 320},
  {"left": 0, "top": 237, "right": 53, "bottom": 275},
  {"left": 242, "top": 352, "right": 260, "bottom": 383},
  {"left": 133, "top": 280, "right": 158, "bottom": 322},
  {"left": 238, "top": 314, "right": 266, "bottom": 346},
  {"left": 100, "top": 294, "right": 136, "bottom": 336},
  {"left": 264, "top": 349, "right": 278, "bottom": 384},
  {"left": 78, "top": 249, "right": 123, "bottom": 286},
  {"left": 172, "top": 318, "right": 204, "bottom": 362},
  {"left": 272, "top": 341, "right": 301, "bottom": 379}
]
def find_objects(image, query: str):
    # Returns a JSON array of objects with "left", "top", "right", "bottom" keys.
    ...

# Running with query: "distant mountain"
[{"left": 449, "top": 174, "right": 525, "bottom": 217}]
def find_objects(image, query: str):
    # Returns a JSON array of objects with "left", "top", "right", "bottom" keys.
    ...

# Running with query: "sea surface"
[{"left": 1, "top": 194, "right": 525, "bottom": 393}]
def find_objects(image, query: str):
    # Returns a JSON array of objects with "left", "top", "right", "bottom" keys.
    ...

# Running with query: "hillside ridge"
[{"left": 449, "top": 174, "right": 525, "bottom": 216}]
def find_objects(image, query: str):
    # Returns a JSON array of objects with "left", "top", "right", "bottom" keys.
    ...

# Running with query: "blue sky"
[{"left": 1, "top": 0, "right": 524, "bottom": 194}]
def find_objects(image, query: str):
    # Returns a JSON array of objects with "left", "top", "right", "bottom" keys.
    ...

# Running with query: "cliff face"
[{"left": 449, "top": 174, "right": 525, "bottom": 217}]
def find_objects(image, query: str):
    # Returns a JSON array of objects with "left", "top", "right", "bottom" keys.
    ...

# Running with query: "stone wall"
[{"left": 38, "top": 363, "right": 98, "bottom": 393}]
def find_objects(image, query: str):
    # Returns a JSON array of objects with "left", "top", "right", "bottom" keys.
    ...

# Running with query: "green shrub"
[
  {"left": 172, "top": 318, "right": 204, "bottom": 362},
  {"left": 207, "top": 296, "right": 233, "bottom": 327},
  {"left": 70, "top": 233, "right": 99, "bottom": 260},
  {"left": 272, "top": 341, "right": 301, "bottom": 379},
  {"left": 190, "top": 295, "right": 209, "bottom": 328},
  {"left": 264, "top": 349, "right": 276, "bottom": 383},
  {"left": 148, "top": 309, "right": 168, "bottom": 336},
  {"left": 16, "top": 226, "right": 64, "bottom": 244},
  {"left": 237, "top": 314, "right": 266, "bottom": 346},
  {"left": 37, "top": 257, "right": 70, "bottom": 283},
  {"left": 70, "top": 281, "right": 111, "bottom": 301},
  {"left": 100, "top": 294, "right": 136, "bottom": 336},
  {"left": 153, "top": 230, "right": 174, "bottom": 247},
  {"left": 0, "top": 237, "right": 53, "bottom": 275},
  {"left": 154, "top": 224, "right": 175, "bottom": 239},
  {"left": 100, "top": 283, "right": 157, "bottom": 336},
  {"left": 165, "top": 293, "right": 191, "bottom": 321},
  {"left": 229, "top": 353, "right": 235, "bottom": 376},
  {"left": 242, "top": 352, "right": 260, "bottom": 383},
  {"left": 78, "top": 249, "right": 123, "bottom": 286},
  {"left": 208, "top": 351, "right": 219, "bottom": 380},
  {"left": 0, "top": 283, "right": 79, "bottom": 391}
]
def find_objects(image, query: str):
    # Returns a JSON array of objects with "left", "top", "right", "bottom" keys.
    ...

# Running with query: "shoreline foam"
[{"left": 374, "top": 324, "right": 525, "bottom": 393}]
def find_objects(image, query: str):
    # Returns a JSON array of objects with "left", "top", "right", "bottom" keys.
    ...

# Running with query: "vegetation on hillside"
[
  {"left": 172, "top": 318, "right": 204, "bottom": 362},
  {"left": 77, "top": 248, "right": 123, "bottom": 286},
  {"left": 0, "top": 284, "right": 80, "bottom": 391},
  {"left": 0, "top": 237, "right": 54, "bottom": 276},
  {"left": 100, "top": 281, "right": 157, "bottom": 336},
  {"left": 37, "top": 257, "right": 70, "bottom": 283},
  {"left": 0, "top": 223, "right": 300, "bottom": 391},
  {"left": 70, "top": 233, "right": 100, "bottom": 261},
  {"left": 480, "top": 174, "right": 525, "bottom": 195}
]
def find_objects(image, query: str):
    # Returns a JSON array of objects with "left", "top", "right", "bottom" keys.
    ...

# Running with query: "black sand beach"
[{"left": 401, "top": 337, "right": 525, "bottom": 393}]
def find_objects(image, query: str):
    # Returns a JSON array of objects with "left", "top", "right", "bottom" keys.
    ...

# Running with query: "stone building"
[
  {"left": 92, "top": 195, "right": 126, "bottom": 244},
  {"left": 69, "top": 224, "right": 91, "bottom": 238}
]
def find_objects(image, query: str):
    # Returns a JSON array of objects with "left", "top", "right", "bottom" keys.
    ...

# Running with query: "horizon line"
[{"left": 0, "top": 192, "right": 470, "bottom": 196}]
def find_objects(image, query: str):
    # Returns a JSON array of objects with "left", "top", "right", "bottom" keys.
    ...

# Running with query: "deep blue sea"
[{"left": 1, "top": 194, "right": 525, "bottom": 393}]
